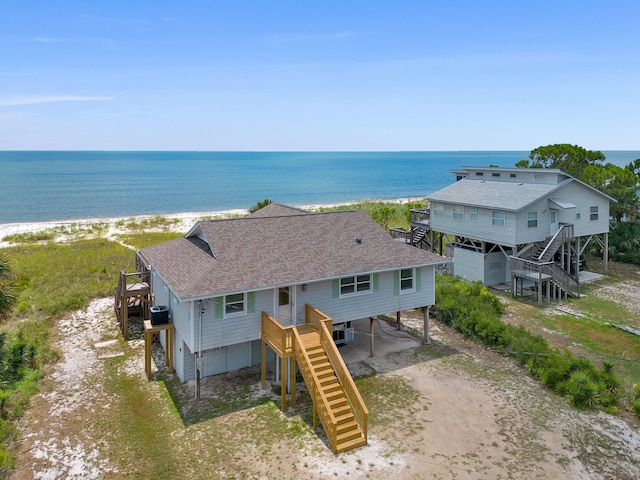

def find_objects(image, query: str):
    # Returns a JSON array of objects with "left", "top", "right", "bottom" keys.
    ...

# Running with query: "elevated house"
[
  {"left": 403, "top": 167, "right": 614, "bottom": 303},
  {"left": 132, "top": 203, "right": 445, "bottom": 453}
]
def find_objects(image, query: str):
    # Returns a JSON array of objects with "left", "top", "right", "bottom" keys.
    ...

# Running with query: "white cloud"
[{"left": 0, "top": 96, "right": 114, "bottom": 107}]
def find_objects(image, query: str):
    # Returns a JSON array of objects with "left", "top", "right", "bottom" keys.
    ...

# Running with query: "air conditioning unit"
[{"left": 150, "top": 305, "right": 169, "bottom": 325}]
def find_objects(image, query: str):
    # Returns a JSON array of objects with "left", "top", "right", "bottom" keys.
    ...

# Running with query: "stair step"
[
  {"left": 335, "top": 411, "right": 355, "bottom": 424},
  {"left": 336, "top": 419, "right": 359, "bottom": 434},
  {"left": 336, "top": 428, "right": 362, "bottom": 445},
  {"left": 335, "top": 436, "right": 367, "bottom": 454},
  {"left": 328, "top": 397, "right": 348, "bottom": 409}
]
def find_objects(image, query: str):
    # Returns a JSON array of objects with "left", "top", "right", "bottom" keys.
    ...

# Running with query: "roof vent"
[{"left": 355, "top": 237, "right": 362, "bottom": 244}]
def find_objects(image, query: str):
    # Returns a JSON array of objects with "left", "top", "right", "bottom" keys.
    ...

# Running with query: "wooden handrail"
[
  {"left": 261, "top": 312, "right": 295, "bottom": 357},
  {"left": 305, "top": 304, "right": 332, "bottom": 332},
  {"left": 319, "top": 321, "right": 368, "bottom": 442},
  {"left": 292, "top": 327, "right": 338, "bottom": 451}
]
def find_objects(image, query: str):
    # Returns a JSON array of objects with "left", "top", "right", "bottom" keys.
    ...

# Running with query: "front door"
[
  {"left": 549, "top": 209, "right": 559, "bottom": 236},
  {"left": 278, "top": 286, "right": 294, "bottom": 325}
]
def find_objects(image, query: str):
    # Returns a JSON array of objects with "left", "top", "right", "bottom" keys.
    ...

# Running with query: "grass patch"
[{"left": 117, "top": 232, "right": 184, "bottom": 250}]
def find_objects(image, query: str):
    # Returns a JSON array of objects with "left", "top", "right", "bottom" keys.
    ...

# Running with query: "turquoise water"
[{"left": 1, "top": 151, "right": 638, "bottom": 224}]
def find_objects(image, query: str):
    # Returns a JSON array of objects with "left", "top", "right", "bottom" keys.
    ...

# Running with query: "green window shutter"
[
  {"left": 393, "top": 270, "right": 400, "bottom": 296},
  {"left": 214, "top": 296, "right": 223, "bottom": 318},
  {"left": 332, "top": 279, "right": 340, "bottom": 298},
  {"left": 247, "top": 292, "right": 255, "bottom": 312},
  {"left": 373, "top": 273, "right": 379, "bottom": 292},
  {"left": 415, "top": 268, "right": 421, "bottom": 292}
]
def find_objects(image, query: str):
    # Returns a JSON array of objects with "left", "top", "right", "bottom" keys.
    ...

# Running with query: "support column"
[
  {"left": 604, "top": 233, "right": 609, "bottom": 276},
  {"left": 280, "top": 354, "right": 286, "bottom": 412},
  {"left": 290, "top": 358, "right": 296, "bottom": 407},
  {"left": 369, "top": 317, "right": 375, "bottom": 357},
  {"left": 396, "top": 311, "right": 401, "bottom": 331},
  {"left": 261, "top": 341, "right": 266, "bottom": 390},
  {"left": 423, "top": 306, "right": 431, "bottom": 344}
]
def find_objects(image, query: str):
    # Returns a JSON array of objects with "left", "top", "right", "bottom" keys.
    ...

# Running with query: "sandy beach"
[{"left": 0, "top": 197, "right": 425, "bottom": 249}]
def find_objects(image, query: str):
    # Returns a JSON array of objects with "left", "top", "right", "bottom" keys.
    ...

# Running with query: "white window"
[
  {"left": 225, "top": 293, "right": 245, "bottom": 316},
  {"left": 400, "top": 268, "right": 414, "bottom": 292},
  {"left": 433, "top": 202, "right": 444, "bottom": 218},
  {"left": 492, "top": 172, "right": 500, "bottom": 178},
  {"left": 590, "top": 206, "right": 599, "bottom": 221},
  {"left": 510, "top": 173, "right": 517, "bottom": 178},
  {"left": 527, "top": 211, "right": 538, "bottom": 228},
  {"left": 475, "top": 172, "right": 484, "bottom": 177},
  {"left": 576, "top": 207, "right": 581, "bottom": 220},
  {"left": 470, "top": 207, "right": 478, "bottom": 220},
  {"left": 453, "top": 205, "right": 464, "bottom": 221},
  {"left": 340, "top": 275, "right": 371, "bottom": 297},
  {"left": 492, "top": 210, "right": 505, "bottom": 227}
]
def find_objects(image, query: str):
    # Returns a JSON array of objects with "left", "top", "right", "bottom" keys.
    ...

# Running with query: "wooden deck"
[{"left": 114, "top": 269, "right": 150, "bottom": 339}]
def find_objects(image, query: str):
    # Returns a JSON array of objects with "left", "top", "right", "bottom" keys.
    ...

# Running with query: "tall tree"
[{"left": 517, "top": 144, "right": 605, "bottom": 178}]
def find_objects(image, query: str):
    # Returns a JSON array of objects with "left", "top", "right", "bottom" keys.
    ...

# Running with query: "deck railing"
[
  {"left": 305, "top": 304, "right": 332, "bottom": 333},
  {"left": 410, "top": 208, "right": 430, "bottom": 226},
  {"left": 292, "top": 327, "right": 338, "bottom": 451},
  {"left": 509, "top": 256, "right": 579, "bottom": 299},
  {"left": 261, "top": 312, "right": 295, "bottom": 357},
  {"left": 318, "top": 321, "right": 368, "bottom": 443}
]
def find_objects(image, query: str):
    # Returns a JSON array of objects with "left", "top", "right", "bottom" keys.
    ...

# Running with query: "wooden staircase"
[{"left": 297, "top": 329, "right": 366, "bottom": 453}]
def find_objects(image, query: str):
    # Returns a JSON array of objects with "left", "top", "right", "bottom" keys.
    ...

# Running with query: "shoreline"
[{"left": 0, "top": 197, "right": 426, "bottom": 247}]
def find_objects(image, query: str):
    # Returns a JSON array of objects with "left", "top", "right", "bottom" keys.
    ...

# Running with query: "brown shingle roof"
[{"left": 139, "top": 209, "right": 445, "bottom": 300}]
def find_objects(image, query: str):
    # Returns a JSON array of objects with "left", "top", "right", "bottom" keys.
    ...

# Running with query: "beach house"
[
  {"left": 408, "top": 167, "right": 614, "bottom": 303},
  {"left": 132, "top": 203, "right": 445, "bottom": 452}
]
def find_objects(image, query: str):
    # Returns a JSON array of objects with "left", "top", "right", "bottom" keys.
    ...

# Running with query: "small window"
[
  {"left": 527, "top": 211, "right": 538, "bottom": 228},
  {"left": 433, "top": 202, "right": 444, "bottom": 218},
  {"left": 510, "top": 173, "right": 517, "bottom": 178},
  {"left": 470, "top": 207, "right": 478, "bottom": 220},
  {"left": 400, "top": 269, "right": 414, "bottom": 292},
  {"left": 340, "top": 275, "right": 371, "bottom": 297},
  {"left": 453, "top": 205, "right": 464, "bottom": 221},
  {"left": 225, "top": 293, "right": 245, "bottom": 316},
  {"left": 492, "top": 172, "right": 500, "bottom": 177},
  {"left": 576, "top": 207, "right": 581, "bottom": 220},
  {"left": 590, "top": 206, "right": 599, "bottom": 221},
  {"left": 492, "top": 210, "right": 505, "bottom": 227},
  {"left": 475, "top": 172, "right": 484, "bottom": 177}
]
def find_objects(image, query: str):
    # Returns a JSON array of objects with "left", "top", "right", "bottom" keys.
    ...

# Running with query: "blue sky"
[{"left": 1, "top": 1, "right": 639, "bottom": 151}]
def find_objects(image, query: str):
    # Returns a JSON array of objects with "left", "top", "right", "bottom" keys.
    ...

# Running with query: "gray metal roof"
[
  {"left": 139, "top": 208, "right": 445, "bottom": 300},
  {"left": 427, "top": 178, "right": 568, "bottom": 211}
]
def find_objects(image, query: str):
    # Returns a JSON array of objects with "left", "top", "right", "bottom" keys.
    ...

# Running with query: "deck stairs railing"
[
  {"left": 509, "top": 257, "right": 579, "bottom": 300},
  {"left": 262, "top": 305, "right": 367, "bottom": 453},
  {"left": 535, "top": 224, "right": 574, "bottom": 263}
]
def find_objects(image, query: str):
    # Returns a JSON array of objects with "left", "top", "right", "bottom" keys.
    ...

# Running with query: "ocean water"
[{"left": 1, "top": 150, "right": 638, "bottom": 224}]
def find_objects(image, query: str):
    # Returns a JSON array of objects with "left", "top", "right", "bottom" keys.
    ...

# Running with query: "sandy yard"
[{"left": 9, "top": 278, "right": 640, "bottom": 480}]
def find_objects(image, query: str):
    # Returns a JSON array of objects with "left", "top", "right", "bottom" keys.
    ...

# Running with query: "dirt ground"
[{"left": 10, "top": 279, "right": 640, "bottom": 479}]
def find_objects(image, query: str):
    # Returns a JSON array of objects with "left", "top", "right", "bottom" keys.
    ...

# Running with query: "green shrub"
[
  {"left": 434, "top": 274, "right": 624, "bottom": 412},
  {"left": 563, "top": 370, "right": 600, "bottom": 409},
  {"left": 634, "top": 398, "right": 640, "bottom": 417}
]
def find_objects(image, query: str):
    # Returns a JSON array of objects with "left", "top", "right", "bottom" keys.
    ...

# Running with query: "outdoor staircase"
[
  {"left": 296, "top": 328, "right": 367, "bottom": 453},
  {"left": 411, "top": 228, "right": 426, "bottom": 246}
]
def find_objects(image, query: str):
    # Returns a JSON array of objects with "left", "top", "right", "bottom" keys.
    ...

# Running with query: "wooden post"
[
  {"left": 290, "top": 357, "right": 296, "bottom": 407},
  {"left": 280, "top": 354, "right": 286, "bottom": 412},
  {"left": 396, "top": 311, "right": 401, "bottom": 331},
  {"left": 122, "top": 289, "right": 129, "bottom": 340},
  {"left": 604, "top": 233, "right": 609, "bottom": 276},
  {"left": 144, "top": 328, "right": 152, "bottom": 380},
  {"left": 423, "top": 307, "right": 431, "bottom": 344},
  {"left": 369, "top": 317, "right": 375, "bottom": 357},
  {"left": 261, "top": 341, "right": 267, "bottom": 390}
]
